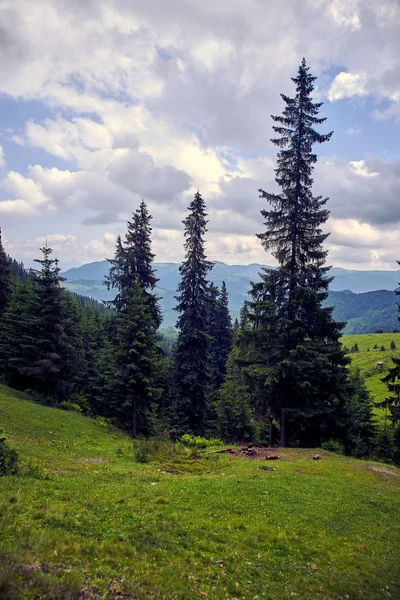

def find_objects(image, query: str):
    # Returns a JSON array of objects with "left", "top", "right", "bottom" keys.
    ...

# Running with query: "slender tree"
[
  {"left": 207, "top": 281, "right": 233, "bottom": 394},
  {"left": 247, "top": 59, "right": 349, "bottom": 446},
  {"left": 106, "top": 201, "right": 161, "bottom": 326},
  {"left": 113, "top": 280, "right": 160, "bottom": 436},
  {"left": 30, "top": 245, "right": 70, "bottom": 401},
  {"left": 0, "top": 228, "right": 11, "bottom": 317},
  {"left": 174, "top": 191, "right": 213, "bottom": 434}
]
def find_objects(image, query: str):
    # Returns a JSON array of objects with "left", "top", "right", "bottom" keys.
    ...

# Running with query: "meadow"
[
  {"left": 343, "top": 333, "right": 400, "bottom": 418},
  {"left": 1, "top": 385, "right": 400, "bottom": 599}
]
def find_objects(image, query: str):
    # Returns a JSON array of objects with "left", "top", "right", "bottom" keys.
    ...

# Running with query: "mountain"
[{"left": 61, "top": 260, "right": 400, "bottom": 332}]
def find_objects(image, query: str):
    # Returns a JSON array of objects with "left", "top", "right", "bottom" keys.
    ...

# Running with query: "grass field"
[
  {"left": 342, "top": 333, "right": 400, "bottom": 419},
  {"left": 1, "top": 385, "right": 400, "bottom": 599}
]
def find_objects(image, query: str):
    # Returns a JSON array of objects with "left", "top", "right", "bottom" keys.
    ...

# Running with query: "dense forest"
[{"left": 1, "top": 61, "right": 399, "bottom": 462}]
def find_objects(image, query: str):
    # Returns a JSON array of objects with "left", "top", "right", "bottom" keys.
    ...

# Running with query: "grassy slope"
[
  {"left": 1, "top": 385, "right": 400, "bottom": 600},
  {"left": 343, "top": 333, "right": 400, "bottom": 420}
]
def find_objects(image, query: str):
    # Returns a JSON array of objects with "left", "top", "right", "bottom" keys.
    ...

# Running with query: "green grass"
[
  {"left": 342, "top": 333, "right": 400, "bottom": 421},
  {"left": 1, "top": 384, "right": 400, "bottom": 599}
]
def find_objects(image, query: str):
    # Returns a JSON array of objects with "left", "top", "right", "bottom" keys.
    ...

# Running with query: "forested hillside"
[
  {"left": 1, "top": 61, "right": 399, "bottom": 462},
  {"left": 62, "top": 262, "right": 399, "bottom": 332}
]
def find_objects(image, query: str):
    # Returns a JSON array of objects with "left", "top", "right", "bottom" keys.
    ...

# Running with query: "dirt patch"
[
  {"left": 366, "top": 465, "right": 400, "bottom": 477},
  {"left": 74, "top": 457, "right": 106, "bottom": 464}
]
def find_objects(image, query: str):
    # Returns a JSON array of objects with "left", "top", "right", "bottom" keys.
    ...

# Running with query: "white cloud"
[
  {"left": 346, "top": 127, "right": 362, "bottom": 136},
  {"left": 328, "top": 72, "right": 367, "bottom": 101},
  {"left": 0, "top": 171, "right": 53, "bottom": 217},
  {"left": 0, "top": 0, "right": 399, "bottom": 270},
  {"left": 0, "top": 146, "right": 5, "bottom": 169}
]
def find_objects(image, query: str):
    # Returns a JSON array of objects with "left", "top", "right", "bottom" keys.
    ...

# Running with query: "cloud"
[
  {"left": 316, "top": 155, "right": 400, "bottom": 226},
  {"left": 328, "top": 72, "right": 367, "bottom": 101},
  {"left": 0, "top": 0, "right": 399, "bottom": 271},
  {"left": 346, "top": 127, "right": 362, "bottom": 136},
  {"left": 0, "top": 146, "right": 5, "bottom": 169},
  {"left": 0, "top": 171, "right": 53, "bottom": 217},
  {"left": 108, "top": 148, "right": 193, "bottom": 203}
]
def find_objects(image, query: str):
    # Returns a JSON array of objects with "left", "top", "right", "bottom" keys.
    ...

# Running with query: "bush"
[
  {"left": 321, "top": 439, "right": 344, "bottom": 454},
  {"left": 0, "top": 429, "right": 19, "bottom": 476},
  {"left": 60, "top": 400, "right": 83, "bottom": 413},
  {"left": 21, "top": 458, "right": 50, "bottom": 480},
  {"left": 133, "top": 437, "right": 196, "bottom": 463},
  {"left": 178, "top": 434, "right": 223, "bottom": 449},
  {"left": 375, "top": 428, "right": 395, "bottom": 462}
]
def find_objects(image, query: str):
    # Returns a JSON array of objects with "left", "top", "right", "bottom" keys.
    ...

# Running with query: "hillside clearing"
[
  {"left": 343, "top": 333, "right": 400, "bottom": 417},
  {"left": 1, "top": 385, "right": 400, "bottom": 599}
]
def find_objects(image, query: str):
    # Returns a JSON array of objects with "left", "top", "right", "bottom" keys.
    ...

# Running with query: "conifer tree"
[
  {"left": 0, "top": 228, "right": 11, "bottom": 317},
  {"left": 113, "top": 280, "right": 160, "bottom": 436},
  {"left": 30, "top": 246, "right": 70, "bottom": 401},
  {"left": 174, "top": 191, "right": 213, "bottom": 434},
  {"left": 247, "top": 59, "right": 349, "bottom": 446},
  {"left": 106, "top": 201, "right": 161, "bottom": 326},
  {"left": 207, "top": 281, "right": 233, "bottom": 394},
  {"left": 0, "top": 276, "right": 37, "bottom": 389}
]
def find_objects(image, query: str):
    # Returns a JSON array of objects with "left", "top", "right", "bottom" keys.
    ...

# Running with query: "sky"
[{"left": 0, "top": 0, "right": 399, "bottom": 271}]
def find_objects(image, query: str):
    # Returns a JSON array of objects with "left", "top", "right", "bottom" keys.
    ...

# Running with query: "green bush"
[
  {"left": 133, "top": 437, "right": 194, "bottom": 463},
  {"left": 375, "top": 428, "right": 395, "bottom": 462},
  {"left": 321, "top": 439, "right": 344, "bottom": 454},
  {"left": 21, "top": 458, "right": 50, "bottom": 480},
  {"left": 0, "top": 429, "right": 19, "bottom": 476},
  {"left": 60, "top": 400, "right": 83, "bottom": 413},
  {"left": 178, "top": 434, "right": 224, "bottom": 449}
]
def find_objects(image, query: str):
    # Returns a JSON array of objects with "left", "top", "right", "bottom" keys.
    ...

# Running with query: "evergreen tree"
[
  {"left": 113, "top": 280, "right": 160, "bottom": 436},
  {"left": 0, "top": 228, "right": 11, "bottom": 317},
  {"left": 0, "top": 276, "right": 37, "bottom": 390},
  {"left": 29, "top": 246, "right": 70, "bottom": 401},
  {"left": 247, "top": 59, "right": 349, "bottom": 446},
  {"left": 174, "top": 191, "right": 213, "bottom": 435},
  {"left": 216, "top": 281, "right": 233, "bottom": 384},
  {"left": 106, "top": 201, "right": 161, "bottom": 325},
  {"left": 217, "top": 343, "right": 256, "bottom": 442}
]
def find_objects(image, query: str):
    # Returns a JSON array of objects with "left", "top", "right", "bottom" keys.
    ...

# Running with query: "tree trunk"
[
  {"left": 132, "top": 396, "right": 137, "bottom": 438},
  {"left": 280, "top": 410, "right": 288, "bottom": 447}
]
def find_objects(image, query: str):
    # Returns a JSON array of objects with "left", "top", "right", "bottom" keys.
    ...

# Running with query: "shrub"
[
  {"left": 60, "top": 401, "right": 83, "bottom": 413},
  {"left": 321, "top": 439, "right": 344, "bottom": 454},
  {"left": 133, "top": 437, "right": 195, "bottom": 463},
  {"left": 21, "top": 458, "right": 50, "bottom": 480},
  {"left": 375, "top": 428, "right": 395, "bottom": 463},
  {"left": 0, "top": 429, "right": 19, "bottom": 476},
  {"left": 178, "top": 434, "right": 223, "bottom": 449}
]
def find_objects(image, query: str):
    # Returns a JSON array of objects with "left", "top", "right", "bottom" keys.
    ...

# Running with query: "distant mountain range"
[{"left": 62, "top": 260, "right": 400, "bottom": 334}]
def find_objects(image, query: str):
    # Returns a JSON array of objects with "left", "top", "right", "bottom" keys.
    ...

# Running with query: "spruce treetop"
[{"left": 258, "top": 58, "right": 333, "bottom": 298}]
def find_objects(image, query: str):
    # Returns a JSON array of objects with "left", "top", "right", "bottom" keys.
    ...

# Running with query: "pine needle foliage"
[
  {"left": 0, "top": 228, "right": 11, "bottom": 317},
  {"left": 174, "top": 191, "right": 213, "bottom": 435},
  {"left": 247, "top": 59, "right": 349, "bottom": 446}
]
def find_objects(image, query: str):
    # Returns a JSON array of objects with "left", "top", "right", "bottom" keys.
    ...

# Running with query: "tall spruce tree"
[
  {"left": 106, "top": 201, "right": 163, "bottom": 434},
  {"left": 30, "top": 245, "right": 70, "bottom": 401},
  {"left": 247, "top": 59, "right": 349, "bottom": 446},
  {"left": 113, "top": 280, "right": 160, "bottom": 437},
  {"left": 0, "top": 228, "right": 11, "bottom": 317},
  {"left": 106, "top": 201, "right": 161, "bottom": 326},
  {"left": 174, "top": 191, "right": 213, "bottom": 435},
  {"left": 207, "top": 281, "right": 233, "bottom": 394}
]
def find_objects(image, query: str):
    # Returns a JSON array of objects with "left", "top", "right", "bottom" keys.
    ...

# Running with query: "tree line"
[{"left": 0, "top": 59, "right": 399, "bottom": 460}]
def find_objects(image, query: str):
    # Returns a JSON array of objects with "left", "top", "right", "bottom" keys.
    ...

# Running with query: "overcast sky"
[{"left": 0, "top": 0, "right": 399, "bottom": 270}]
